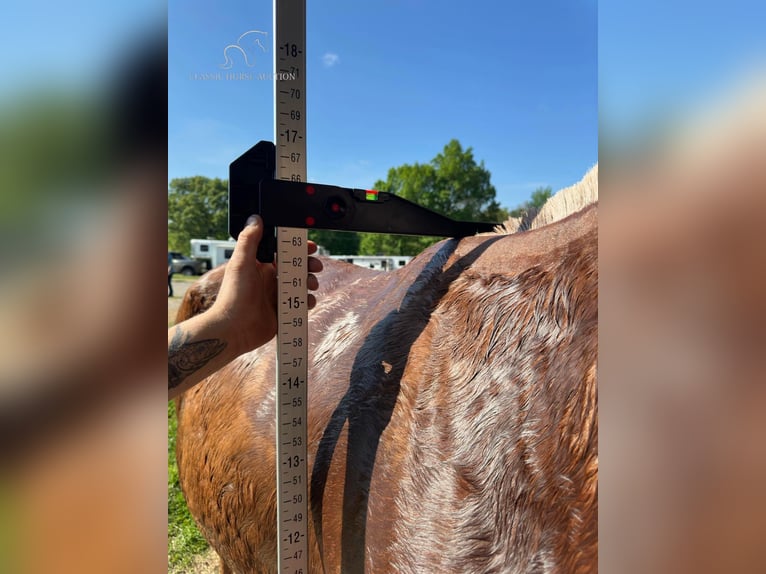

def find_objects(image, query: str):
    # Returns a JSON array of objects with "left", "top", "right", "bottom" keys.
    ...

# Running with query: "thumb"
[{"left": 229, "top": 215, "right": 263, "bottom": 268}]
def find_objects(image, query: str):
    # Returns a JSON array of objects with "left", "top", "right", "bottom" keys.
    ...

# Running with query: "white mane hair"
[{"left": 494, "top": 163, "right": 598, "bottom": 234}]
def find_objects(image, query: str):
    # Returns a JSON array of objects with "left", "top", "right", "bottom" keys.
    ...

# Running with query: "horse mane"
[{"left": 494, "top": 163, "right": 598, "bottom": 234}]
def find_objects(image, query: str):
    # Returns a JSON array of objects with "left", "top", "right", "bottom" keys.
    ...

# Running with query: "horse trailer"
[
  {"left": 190, "top": 238, "right": 237, "bottom": 272},
  {"left": 329, "top": 255, "right": 412, "bottom": 271}
]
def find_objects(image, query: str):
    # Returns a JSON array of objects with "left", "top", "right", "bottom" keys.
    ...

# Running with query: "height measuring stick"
[
  {"left": 274, "top": 0, "right": 309, "bottom": 573},
  {"left": 224, "top": 4, "right": 499, "bottom": 571}
]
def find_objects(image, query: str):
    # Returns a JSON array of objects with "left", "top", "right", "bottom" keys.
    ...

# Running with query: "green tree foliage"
[
  {"left": 308, "top": 229, "right": 361, "bottom": 256},
  {"left": 168, "top": 176, "right": 229, "bottom": 254},
  {"left": 359, "top": 140, "right": 508, "bottom": 256},
  {"left": 509, "top": 186, "right": 552, "bottom": 219}
]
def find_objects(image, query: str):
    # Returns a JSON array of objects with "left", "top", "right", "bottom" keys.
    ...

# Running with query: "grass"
[
  {"left": 171, "top": 274, "right": 202, "bottom": 282},
  {"left": 168, "top": 400, "right": 209, "bottom": 571},
  {"left": 168, "top": 273, "right": 216, "bottom": 572}
]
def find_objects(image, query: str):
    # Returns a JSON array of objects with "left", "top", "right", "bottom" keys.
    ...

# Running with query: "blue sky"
[
  {"left": 169, "top": 0, "right": 598, "bottom": 211},
  {"left": 600, "top": 0, "right": 766, "bottom": 141},
  {"left": 2, "top": 0, "right": 762, "bottom": 211},
  {"left": 1, "top": 0, "right": 162, "bottom": 98}
]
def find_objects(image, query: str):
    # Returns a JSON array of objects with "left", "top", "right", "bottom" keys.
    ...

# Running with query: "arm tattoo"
[{"left": 168, "top": 326, "right": 227, "bottom": 390}]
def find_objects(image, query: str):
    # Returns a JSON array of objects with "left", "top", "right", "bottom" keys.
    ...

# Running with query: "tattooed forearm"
[{"left": 168, "top": 326, "right": 227, "bottom": 390}]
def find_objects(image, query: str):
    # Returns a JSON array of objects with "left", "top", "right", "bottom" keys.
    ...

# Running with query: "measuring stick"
[{"left": 274, "top": 0, "right": 309, "bottom": 572}]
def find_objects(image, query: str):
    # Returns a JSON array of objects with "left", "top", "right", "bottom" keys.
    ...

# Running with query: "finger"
[
  {"left": 307, "top": 274, "right": 319, "bottom": 291},
  {"left": 307, "top": 293, "right": 317, "bottom": 310},
  {"left": 308, "top": 256, "right": 323, "bottom": 273},
  {"left": 229, "top": 215, "right": 264, "bottom": 268},
  {"left": 307, "top": 241, "right": 318, "bottom": 255}
]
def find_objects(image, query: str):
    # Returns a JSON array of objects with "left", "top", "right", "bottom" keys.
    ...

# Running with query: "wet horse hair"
[{"left": 175, "top": 167, "right": 598, "bottom": 573}]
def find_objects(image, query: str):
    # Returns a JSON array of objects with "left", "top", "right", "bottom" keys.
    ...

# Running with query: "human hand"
[{"left": 209, "top": 214, "right": 322, "bottom": 355}]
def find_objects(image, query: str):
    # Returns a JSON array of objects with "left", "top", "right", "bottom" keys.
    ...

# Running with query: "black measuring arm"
[{"left": 230, "top": 141, "right": 501, "bottom": 263}]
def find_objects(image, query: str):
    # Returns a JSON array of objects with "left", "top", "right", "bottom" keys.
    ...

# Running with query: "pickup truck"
[{"left": 169, "top": 252, "right": 204, "bottom": 276}]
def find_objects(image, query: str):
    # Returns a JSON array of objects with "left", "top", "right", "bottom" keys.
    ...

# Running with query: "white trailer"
[
  {"left": 190, "top": 238, "right": 237, "bottom": 271},
  {"left": 191, "top": 238, "right": 405, "bottom": 272},
  {"left": 329, "top": 255, "right": 412, "bottom": 271},
  {"left": 191, "top": 238, "right": 332, "bottom": 271}
]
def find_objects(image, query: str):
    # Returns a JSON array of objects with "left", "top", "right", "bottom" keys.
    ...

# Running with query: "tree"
[
  {"left": 509, "top": 186, "right": 552, "bottom": 219},
  {"left": 168, "top": 176, "right": 229, "bottom": 254},
  {"left": 359, "top": 140, "right": 508, "bottom": 256},
  {"left": 308, "top": 229, "right": 360, "bottom": 256}
]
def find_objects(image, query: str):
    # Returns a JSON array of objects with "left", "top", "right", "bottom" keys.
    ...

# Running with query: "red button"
[
  {"left": 306, "top": 185, "right": 315, "bottom": 195},
  {"left": 324, "top": 196, "right": 346, "bottom": 219},
  {"left": 305, "top": 216, "right": 315, "bottom": 226}
]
